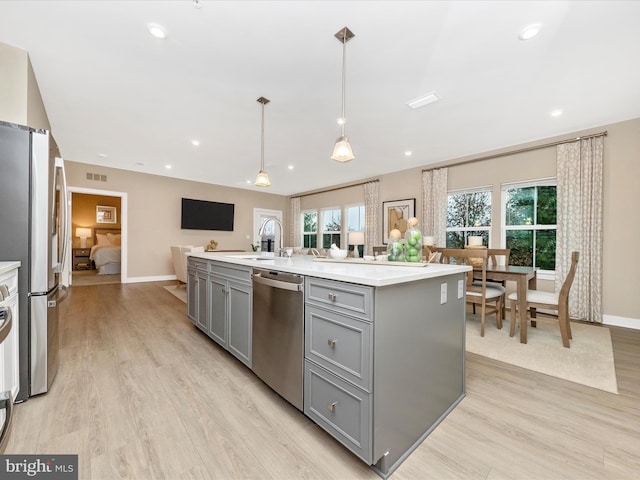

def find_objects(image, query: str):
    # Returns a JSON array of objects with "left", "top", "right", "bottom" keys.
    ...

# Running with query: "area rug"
[
  {"left": 466, "top": 314, "right": 618, "bottom": 394},
  {"left": 163, "top": 285, "right": 187, "bottom": 303}
]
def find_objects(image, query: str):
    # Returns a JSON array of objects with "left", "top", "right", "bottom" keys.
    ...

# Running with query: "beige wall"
[
  {"left": 65, "top": 161, "right": 287, "bottom": 278},
  {"left": 0, "top": 42, "right": 29, "bottom": 125},
  {"left": 292, "top": 117, "right": 640, "bottom": 326}
]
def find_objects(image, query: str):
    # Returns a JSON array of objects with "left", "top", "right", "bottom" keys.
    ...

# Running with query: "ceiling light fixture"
[
  {"left": 406, "top": 92, "right": 440, "bottom": 110},
  {"left": 550, "top": 109, "right": 563, "bottom": 117},
  {"left": 331, "top": 26, "right": 355, "bottom": 163},
  {"left": 519, "top": 23, "right": 542, "bottom": 40},
  {"left": 147, "top": 23, "right": 168, "bottom": 40},
  {"left": 255, "top": 96, "right": 271, "bottom": 187},
  {"left": 191, "top": 140, "right": 200, "bottom": 146},
  {"left": 404, "top": 151, "right": 413, "bottom": 157}
]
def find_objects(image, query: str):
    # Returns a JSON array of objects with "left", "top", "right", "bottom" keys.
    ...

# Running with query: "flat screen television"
[{"left": 181, "top": 198, "right": 235, "bottom": 231}]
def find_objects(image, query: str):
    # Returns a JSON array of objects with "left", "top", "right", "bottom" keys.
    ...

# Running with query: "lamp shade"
[
  {"left": 348, "top": 231, "right": 365, "bottom": 245},
  {"left": 255, "top": 170, "right": 271, "bottom": 187},
  {"left": 76, "top": 227, "right": 91, "bottom": 248},
  {"left": 331, "top": 136, "right": 354, "bottom": 162}
]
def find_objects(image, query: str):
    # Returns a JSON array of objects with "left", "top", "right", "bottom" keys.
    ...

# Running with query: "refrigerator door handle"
[
  {"left": 0, "top": 390, "right": 14, "bottom": 453},
  {"left": 54, "top": 157, "right": 70, "bottom": 274},
  {"left": 0, "top": 306, "right": 12, "bottom": 345}
]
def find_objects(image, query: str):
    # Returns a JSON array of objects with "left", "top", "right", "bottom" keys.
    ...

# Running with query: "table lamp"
[
  {"left": 348, "top": 231, "right": 365, "bottom": 258},
  {"left": 76, "top": 227, "right": 91, "bottom": 248}
]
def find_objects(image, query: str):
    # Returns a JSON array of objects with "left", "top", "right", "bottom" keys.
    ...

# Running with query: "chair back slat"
[{"left": 559, "top": 251, "right": 580, "bottom": 299}]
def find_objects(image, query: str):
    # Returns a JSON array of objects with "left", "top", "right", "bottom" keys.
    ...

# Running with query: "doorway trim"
[{"left": 67, "top": 186, "right": 128, "bottom": 284}]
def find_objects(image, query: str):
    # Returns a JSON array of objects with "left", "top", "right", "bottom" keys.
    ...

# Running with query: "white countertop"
[
  {"left": 0, "top": 261, "right": 21, "bottom": 275},
  {"left": 189, "top": 252, "right": 470, "bottom": 287}
]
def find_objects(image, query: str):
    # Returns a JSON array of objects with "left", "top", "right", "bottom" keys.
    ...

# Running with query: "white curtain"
[
  {"left": 289, "top": 197, "right": 300, "bottom": 247},
  {"left": 421, "top": 168, "right": 448, "bottom": 246},
  {"left": 363, "top": 181, "right": 379, "bottom": 256},
  {"left": 556, "top": 136, "right": 604, "bottom": 323}
]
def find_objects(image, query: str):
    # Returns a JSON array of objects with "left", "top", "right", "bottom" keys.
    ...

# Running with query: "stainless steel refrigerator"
[{"left": 0, "top": 120, "right": 69, "bottom": 401}]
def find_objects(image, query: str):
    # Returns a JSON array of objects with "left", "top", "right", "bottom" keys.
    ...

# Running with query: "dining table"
[{"left": 479, "top": 264, "right": 538, "bottom": 343}]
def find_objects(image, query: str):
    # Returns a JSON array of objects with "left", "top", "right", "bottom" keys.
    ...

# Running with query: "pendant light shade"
[
  {"left": 331, "top": 27, "right": 355, "bottom": 163},
  {"left": 255, "top": 96, "right": 271, "bottom": 187}
]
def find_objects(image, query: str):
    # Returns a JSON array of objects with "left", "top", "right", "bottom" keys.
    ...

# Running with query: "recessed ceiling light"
[
  {"left": 147, "top": 23, "right": 168, "bottom": 40},
  {"left": 246, "top": 180, "right": 252, "bottom": 184},
  {"left": 519, "top": 23, "right": 542, "bottom": 40},
  {"left": 406, "top": 92, "right": 440, "bottom": 110},
  {"left": 550, "top": 109, "right": 563, "bottom": 117},
  {"left": 165, "top": 164, "right": 172, "bottom": 169},
  {"left": 136, "top": 162, "right": 145, "bottom": 166},
  {"left": 288, "top": 165, "right": 294, "bottom": 170},
  {"left": 192, "top": 0, "right": 202, "bottom": 9},
  {"left": 191, "top": 140, "right": 200, "bottom": 146},
  {"left": 404, "top": 151, "right": 412, "bottom": 157},
  {"left": 98, "top": 153, "right": 108, "bottom": 159}
]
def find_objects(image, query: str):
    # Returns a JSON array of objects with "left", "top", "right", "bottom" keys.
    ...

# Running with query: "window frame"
[
  {"left": 300, "top": 209, "right": 318, "bottom": 249},
  {"left": 500, "top": 177, "right": 557, "bottom": 278},
  {"left": 320, "top": 206, "right": 342, "bottom": 249},
  {"left": 445, "top": 186, "right": 493, "bottom": 248}
]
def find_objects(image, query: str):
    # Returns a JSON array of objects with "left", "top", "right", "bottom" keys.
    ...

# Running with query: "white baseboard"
[
  {"left": 123, "top": 274, "right": 177, "bottom": 284},
  {"left": 603, "top": 314, "right": 640, "bottom": 330}
]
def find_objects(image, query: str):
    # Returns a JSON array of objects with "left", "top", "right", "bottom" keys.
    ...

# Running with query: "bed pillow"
[
  {"left": 96, "top": 234, "right": 111, "bottom": 246},
  {"left": 107, "top": 233, "right": 121, "bottom": 246}
]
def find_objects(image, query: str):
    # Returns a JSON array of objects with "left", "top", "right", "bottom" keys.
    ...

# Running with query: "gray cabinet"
[
  {"left": 304, "top": 277, "right": 374, "bottom": 463},
  {"left": 304, "top": 275, "right": 466, "bottom": 477},
  {"left": 208, "top": 262, "right": 253, "bottom": 368},
  {"left": 186, "top": 258, "right": 253, "bottom": 368},
  {"left": 187, "top": 257, "right": 208, "bottom": 329}
]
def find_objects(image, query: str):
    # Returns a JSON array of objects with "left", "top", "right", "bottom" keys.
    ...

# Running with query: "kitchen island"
[{"left": 187, "top": 252, "right": 470, "bottom": 478}]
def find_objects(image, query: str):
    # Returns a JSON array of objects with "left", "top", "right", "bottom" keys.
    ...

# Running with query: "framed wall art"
[
  {"left": 382, "top": 198, "right": 415, "bottom": 244},
  {"left": 96, "top": 205, "right": 117, "bottom": 224}
]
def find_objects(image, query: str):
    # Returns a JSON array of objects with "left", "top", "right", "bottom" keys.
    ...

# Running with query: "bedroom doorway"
[{"left": 65, "top": 187, "right": 128, "bottom": 286}]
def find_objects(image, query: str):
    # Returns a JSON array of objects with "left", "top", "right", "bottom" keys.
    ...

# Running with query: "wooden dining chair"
[
  {"left": 508, "top": 251, "right": 579, "bottom": 348},
  {"left": 440, "top": 248, "right": 505, "bottom": 336},
  {"left": 472, "top": 248, "right": 510, "bottom": 314}
]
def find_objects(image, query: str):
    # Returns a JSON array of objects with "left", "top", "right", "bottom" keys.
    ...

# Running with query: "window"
[
  {"left": 446, "top": 188, "right": 492, "bottom": 247},
  {"left": 347, "top": 204, "right": 365, "bottom": 256},
  {"left": 502, "top": 179, "right": 557, "bottom": 270},
  {"left": 301, "top": 210, "right": 317, "bottom": 248},
  {"left": 320, "top": 208, "right": 341, "bottom": 249}
]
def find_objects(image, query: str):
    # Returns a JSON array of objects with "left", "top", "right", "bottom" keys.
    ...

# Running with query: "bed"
[{"left": 90, "top": 228, "right": 121, "bottom": 275}]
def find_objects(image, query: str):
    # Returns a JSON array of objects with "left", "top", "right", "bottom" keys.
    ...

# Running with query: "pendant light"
[
  {"left": 255, "top": 96, "right": 271, "bottom": 187},
  {"left": 331, "top": 26, "right": 355, "bottom": 162}
]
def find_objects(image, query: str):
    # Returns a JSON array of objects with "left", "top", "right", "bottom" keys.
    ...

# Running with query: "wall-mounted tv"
[{"left": 181, "top": 198, "right": 235, "bottom": 231}]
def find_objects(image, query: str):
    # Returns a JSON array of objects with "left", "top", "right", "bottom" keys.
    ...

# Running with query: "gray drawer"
[
  {"left": 305, "top": 278, "right": 372, "bottom": 321},
  {"left": 211, "top": 262, "right": 251, "bottom": 283},
  {"left": 187, "top": 257, "right": 208, "bottom": 272},
  {"left": 304, "top": 360, "right": 372, "bottom": 464},
  {"left": 305, "top": 305, "right": 372, "bottom": 391}
]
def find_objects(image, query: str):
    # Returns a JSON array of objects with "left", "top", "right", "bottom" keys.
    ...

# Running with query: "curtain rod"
[
  {"left": 422, "top": 131, "right": 608, "bottom": 172},
  {"left": 292, "top": 179, "right": 379, "bottom": 199}
]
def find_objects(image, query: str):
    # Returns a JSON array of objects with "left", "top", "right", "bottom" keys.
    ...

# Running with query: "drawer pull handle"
[
  {"left": 328, "top": 293, "right": 336, "bottom": 301},
  {"left": 327, "top": 339, "right": 337, "bottom": 348},
  {"left": 328, "top": 401, "right": 338, "bottom": 412}
]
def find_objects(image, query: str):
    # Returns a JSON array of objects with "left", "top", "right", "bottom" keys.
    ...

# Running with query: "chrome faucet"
[{"left": 258, "top": 216, "right": 284, "bottom": 256}]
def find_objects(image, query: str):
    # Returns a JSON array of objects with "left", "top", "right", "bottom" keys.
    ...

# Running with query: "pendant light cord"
[
  {"left": 261, "top": 102, "right": 265, "bottom": 171},
  {"left": 340, "top": 31, "right": 347, "bottom": 137}
]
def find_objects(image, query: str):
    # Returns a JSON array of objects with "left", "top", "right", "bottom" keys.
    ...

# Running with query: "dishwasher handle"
[{"left": 253, "top": 272, "right": 303, "bottom": 292}]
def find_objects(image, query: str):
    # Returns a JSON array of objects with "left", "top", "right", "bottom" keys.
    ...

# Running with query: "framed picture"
[
  {"left": 96, "top": 205, "right": 117, "bottom": 224},
  {"left": 382, "top": 198, "right": 415, "bottom": 244}
]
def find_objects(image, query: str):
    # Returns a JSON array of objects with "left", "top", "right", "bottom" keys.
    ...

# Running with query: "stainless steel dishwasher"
[{"left": 252, "top": 268, "right": 304, "bottom": 411}]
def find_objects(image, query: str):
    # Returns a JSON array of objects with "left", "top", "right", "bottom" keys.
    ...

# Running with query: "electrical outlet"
[
  {"left": 440, "top": 283, "right": 447, "bottom": 304},
  {"left": 246, "top": 234, "right": 251, "bottom": 240},
  {"left": 458, "top": 279, "right": 464, "bottom": 299}
]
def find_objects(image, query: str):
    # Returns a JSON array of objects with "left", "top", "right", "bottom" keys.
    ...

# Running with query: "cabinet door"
[
  {"left": 227, "top": 279, "right": 252, "bottom": 368},
  {"left": 208, "top": 276, "right": 227, "bottom": 348},
  {"left": 196, "top": 271, "right": 208, "bottom": 332},
  {"left": 187, "top": 268, "right": 198, "bottom": 323}
]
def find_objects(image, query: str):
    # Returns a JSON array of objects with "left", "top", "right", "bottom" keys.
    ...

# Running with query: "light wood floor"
[{"left": 6, "top": 282, "right": 640, "bottom": 479}]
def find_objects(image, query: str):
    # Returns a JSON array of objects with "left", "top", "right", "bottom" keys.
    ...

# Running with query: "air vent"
[{"left": 85, "top": 172, "right": 107, "bottom": 182}]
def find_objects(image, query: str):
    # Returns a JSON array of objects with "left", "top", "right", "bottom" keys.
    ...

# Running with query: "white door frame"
[
  {"left": 66, "top": 186, "right": 128, "bottom": 284},
  {"left": 253, "top": 208, "right": 283, "bottom": 253}
]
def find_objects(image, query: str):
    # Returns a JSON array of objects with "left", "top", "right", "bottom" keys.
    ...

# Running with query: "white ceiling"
[{"left": 2, "top": 1, "right": 639, "bottom": 196}]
